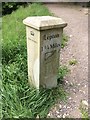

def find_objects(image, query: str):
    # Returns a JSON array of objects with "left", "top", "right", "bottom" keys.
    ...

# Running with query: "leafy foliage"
[
  {"left": 57, "top": 65, "right": 70, "bottom": 84},
  {"left": 2, "top": 2, "right": 29, "bottom": 15}
]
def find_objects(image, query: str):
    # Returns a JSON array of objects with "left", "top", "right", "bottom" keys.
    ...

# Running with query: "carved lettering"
[
  {"left": 42, "top": 43, "right": 60, "bottom": 51},
  {"left": 30, "top": 31, "right": 34, "bottom": 36},
  {"left": 43, "top": 34, "right": 59, "bottom": 40},
  {"left": 42, "top": 33, "right": 60, "bottom": 53}
]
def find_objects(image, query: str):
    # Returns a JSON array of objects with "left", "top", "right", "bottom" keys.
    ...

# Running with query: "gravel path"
[{"left": 45, "top": 3, "right": 88, "bottom": 118}]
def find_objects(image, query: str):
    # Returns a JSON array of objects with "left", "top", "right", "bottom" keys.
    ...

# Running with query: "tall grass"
[{"left": 2, "top": 3, "right": 68, "bottom": 118}]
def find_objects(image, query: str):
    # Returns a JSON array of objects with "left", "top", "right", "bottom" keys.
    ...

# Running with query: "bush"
[{"left": 2, "top": 2, "right": 29, "bottom": 15}]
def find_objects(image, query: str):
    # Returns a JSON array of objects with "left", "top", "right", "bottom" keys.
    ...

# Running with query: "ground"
[{"left": 45, "top": 3, "right": 88, "bottom": 118}]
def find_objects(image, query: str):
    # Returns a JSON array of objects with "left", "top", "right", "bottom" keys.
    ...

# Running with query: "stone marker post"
[{"left": 23, "top": 16, "right": 67, "bottom": 89}]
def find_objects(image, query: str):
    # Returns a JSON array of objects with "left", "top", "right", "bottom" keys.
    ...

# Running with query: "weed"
[
  {"left": 61, "top": 34, "right": 68, "bottom": 48},
  {"left": 69, "top": 59, "right": 77, "bottom": 65},
  {"left": 57, "top": 65, "right": 70, "bottom": 85},
  {"left": 79, "top": 101, "right": 89, "bottom": 119}
]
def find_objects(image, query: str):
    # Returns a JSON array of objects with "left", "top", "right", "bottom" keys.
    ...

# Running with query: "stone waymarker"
[{"left": 23, "top": 16, "right": 67, "bottom": 89}]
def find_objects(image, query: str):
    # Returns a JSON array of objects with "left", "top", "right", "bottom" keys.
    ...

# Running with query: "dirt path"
[{"left": 45, "top": 3, "right": 88, "bottom": 118}]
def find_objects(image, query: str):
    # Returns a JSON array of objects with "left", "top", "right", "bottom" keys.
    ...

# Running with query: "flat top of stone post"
[{"left": 23, "top": 16, "right": 67, "bottom": 30}]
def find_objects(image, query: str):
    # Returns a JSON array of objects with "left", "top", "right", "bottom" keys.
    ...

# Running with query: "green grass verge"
[
  {"left": 2, "top": 3, "right": 53, "bottom": 65},
  {"left": 2, "top": 3, "right": 68, "bottom": 118}
]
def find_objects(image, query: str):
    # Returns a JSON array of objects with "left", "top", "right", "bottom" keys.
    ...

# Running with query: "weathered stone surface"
[
  {"left": 23, "top": 16, "right": 67, "bottom": 89},
  {"left": 23, "top": 16, "right": 67, "bottom": 30}
]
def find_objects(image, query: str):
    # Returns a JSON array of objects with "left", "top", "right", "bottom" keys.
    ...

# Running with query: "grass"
[
  {"left": 69, "top": 59, "right": 78, "bottom": 65},
  {"left": 57, "top": 65, "right": 70, "bottom": 85},
  {"left": 61, "top": 34, "right": 68, "bottom": 48},
  {"left": 2, "top": 3, "right": 69, "bottom": 118},
  {"left": 79, "top": 101, "right": 89, "bottom": 119},
  {"left": 2, "top": 63, "right": 68, "bottom": 118}
]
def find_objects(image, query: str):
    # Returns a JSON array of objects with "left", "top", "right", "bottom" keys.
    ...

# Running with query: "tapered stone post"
[{"left": 23, "top": 16, "right": 67, "bottom": 89}]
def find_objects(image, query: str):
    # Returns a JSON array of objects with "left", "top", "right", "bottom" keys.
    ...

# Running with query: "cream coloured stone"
[
  {"left": 23, "top": 16, "right": 67, "bottom": 30},
  {"left": 23, "top": 16, "right": 67, "bottom": 89}
]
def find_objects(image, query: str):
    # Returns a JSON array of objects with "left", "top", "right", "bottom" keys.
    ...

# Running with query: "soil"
[{"left": 45, "top": 3, "right": 88, "bottom": 118}]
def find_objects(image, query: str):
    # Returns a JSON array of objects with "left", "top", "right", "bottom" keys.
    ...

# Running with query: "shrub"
[{"left": 2, "top": 2, "right": 29, "bottom": 15}]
